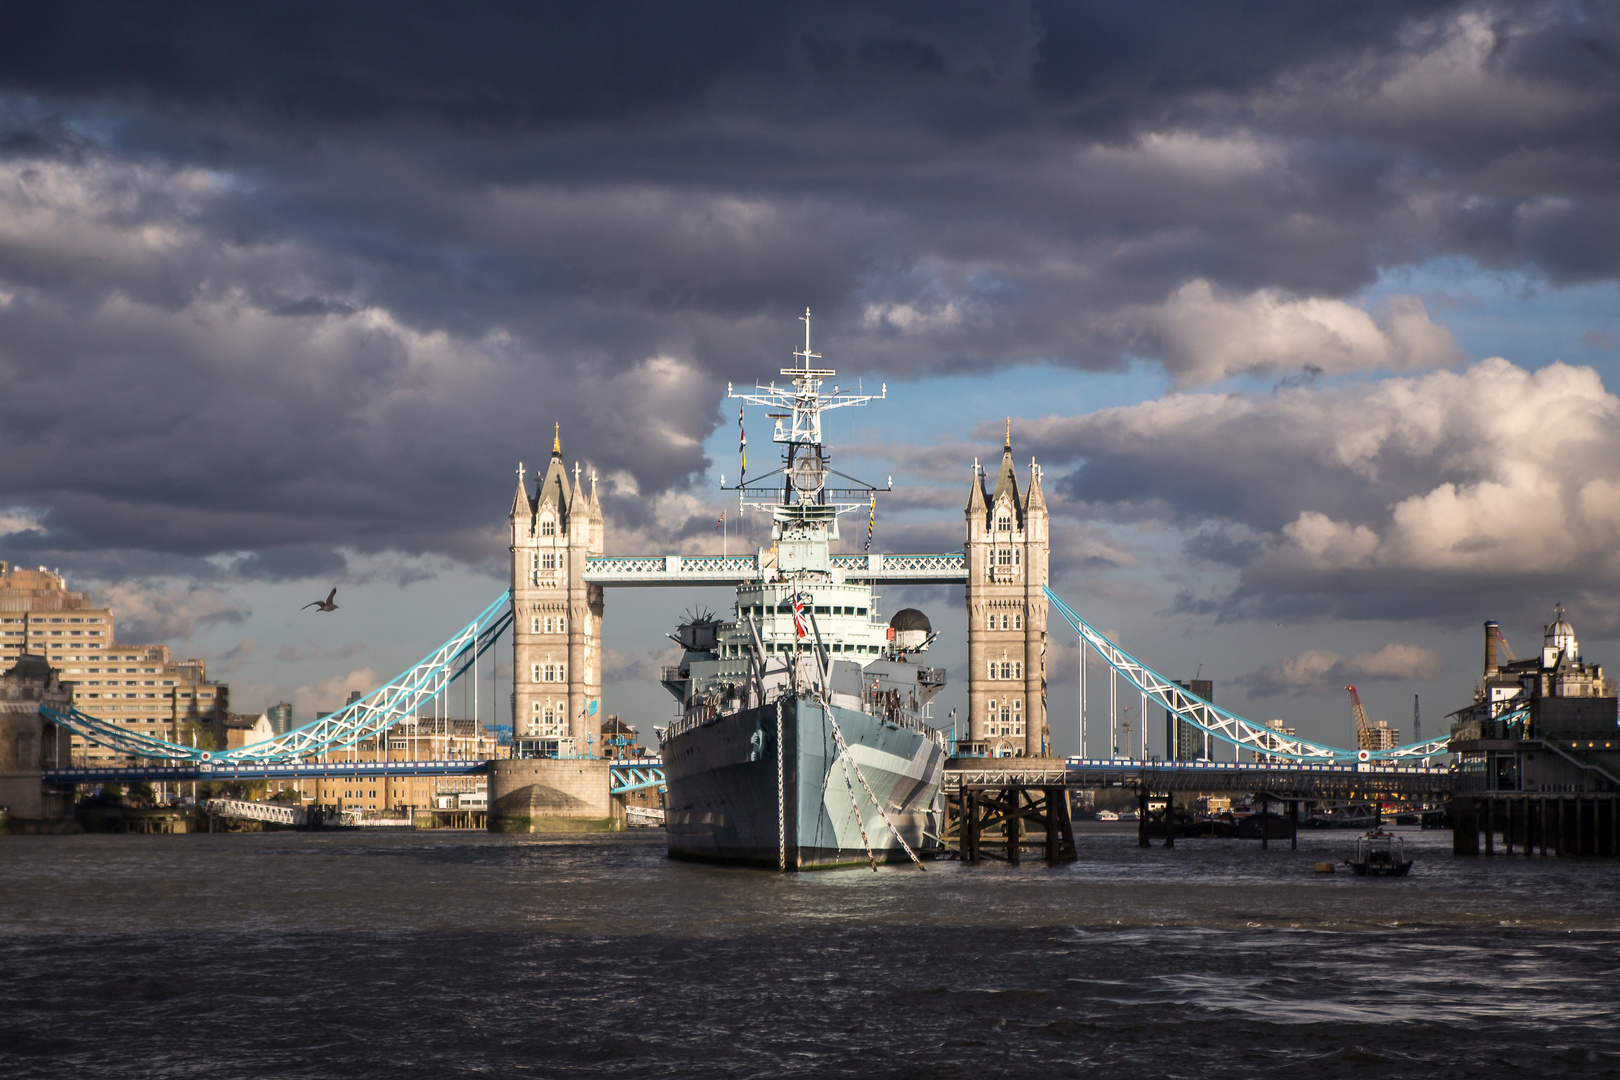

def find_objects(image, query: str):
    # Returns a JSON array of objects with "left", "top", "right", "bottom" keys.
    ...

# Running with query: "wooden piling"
[
  {"left": 1006, "top": 790, "right": 1020, "bottom": 864},
  {"left": 965, "top": 789, "right": 980, "bottom": 863}
]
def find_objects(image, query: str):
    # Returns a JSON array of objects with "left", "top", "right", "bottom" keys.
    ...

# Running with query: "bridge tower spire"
[
  {"left": 510, "top": 426, "right": 603, "bottom": 758},
  {"left": 964, "top": 430, "right": 1049, "bottom": 757}
]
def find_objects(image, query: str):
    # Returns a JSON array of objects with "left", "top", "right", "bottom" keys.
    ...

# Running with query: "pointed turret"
[
  {"left": 990, "top": 419, "right": 1021, "bottom": 521},
  {"left": 509, "top": 462, "right": 532, "bottom": 519},
  {"left": 535, "top": 426, "right": 571, "bottom": 525},
  {"left": 570, "top": 460, "right": 588, "bottom": 511},
  {"left": 966, "top": 457, "right": 987, "bottom": 516},
  {"left": 1024, "top": 457, "right": 1046, "bottom": 515}
]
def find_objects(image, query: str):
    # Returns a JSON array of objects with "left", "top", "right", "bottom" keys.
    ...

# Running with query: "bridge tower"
[
  {"left": 964, "top": 426, "right": 1049, "bottom": 756},
  {"left": 509, "top": 427, "right": 604, "bottom": 758}
]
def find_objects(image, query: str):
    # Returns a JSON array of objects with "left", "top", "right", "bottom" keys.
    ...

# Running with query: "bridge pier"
[
  {"left": 487, "top": 758, "right": 623, "bottom": 833},
  {"left": 0, "top": 657, "right": 75, "bottom": 828},
  {"left": 943, "top": 771, "right": 1074, "bottom": 864}
]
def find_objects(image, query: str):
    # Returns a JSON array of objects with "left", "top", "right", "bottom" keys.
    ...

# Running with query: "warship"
[{"left": 658, "top": 312, "right": 948, "bottom": 870}]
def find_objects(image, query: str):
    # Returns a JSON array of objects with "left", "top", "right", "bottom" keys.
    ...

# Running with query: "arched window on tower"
[
  {"left": 997, "top": 513, "right": 1012, "bottom": 532},
  {"left": 1013, "top": 612, "right": 1022, "bottom": 630},
  {"left": 540, "top": 517, "right": 555, "bottom": 537}
]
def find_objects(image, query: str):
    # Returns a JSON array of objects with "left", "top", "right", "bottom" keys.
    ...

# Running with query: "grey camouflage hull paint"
[{"left": 663, "top": 696, "right": 945, "bottom": 870}]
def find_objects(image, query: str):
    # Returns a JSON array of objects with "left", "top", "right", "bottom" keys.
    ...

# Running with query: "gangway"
[{"left": 202, "top": 798, "right": 308, "bottom": 826}]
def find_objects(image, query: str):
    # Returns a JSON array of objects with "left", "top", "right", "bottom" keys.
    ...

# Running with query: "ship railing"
[{"left": 862, "top": 691, "right": 935, "bottom": 738}]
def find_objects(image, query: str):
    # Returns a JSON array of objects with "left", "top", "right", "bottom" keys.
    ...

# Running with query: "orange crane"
[
  {"left": 1495, "top": 624, "right": 1517, "bottom": 663},
  {"left": 1345, "top": 685, "right": 1375, "bottom": 751}
]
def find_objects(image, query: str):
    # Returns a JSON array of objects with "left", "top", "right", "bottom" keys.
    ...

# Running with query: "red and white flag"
[{"left": 791, "top": 591, "right": 808, "bottom": 638}]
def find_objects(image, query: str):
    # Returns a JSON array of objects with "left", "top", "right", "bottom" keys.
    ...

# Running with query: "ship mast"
[{"left": 725, "top": 309, "right": 888, "bottom": 527}]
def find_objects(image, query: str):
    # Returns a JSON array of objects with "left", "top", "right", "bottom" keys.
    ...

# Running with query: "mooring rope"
[
  {"left": 823, "top": 704, "right": 925, "bottom": 871},
  {"left": 835, "top": 739, "right": 878, "bottom": 870},
  {"left": 776, "top": 697, "right": 786, "bottom": 872}
]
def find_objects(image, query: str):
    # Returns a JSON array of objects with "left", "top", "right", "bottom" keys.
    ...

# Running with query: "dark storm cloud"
[{"left": 0, "top": 1, "right": 1616, "bottom": 576}]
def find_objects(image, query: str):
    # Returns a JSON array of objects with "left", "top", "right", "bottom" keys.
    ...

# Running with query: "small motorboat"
[{"left": 1347, "top": 828, "right": 1412, "bottom": 877}]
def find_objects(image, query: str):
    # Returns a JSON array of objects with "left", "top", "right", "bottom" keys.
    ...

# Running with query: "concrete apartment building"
[{"left": 0, "top": 563, "right": 228, "bottom": 765}]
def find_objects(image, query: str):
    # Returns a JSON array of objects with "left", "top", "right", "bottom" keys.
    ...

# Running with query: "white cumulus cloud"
[
  {"left": 1032, "top": 357, "right": 1620, "bottom": 625},
  {"left": 1120, "top": 279, "right": 1461, "bottom": 387},
  {"left": 291, "top": 667, "right": 382, "bottom": 723}
]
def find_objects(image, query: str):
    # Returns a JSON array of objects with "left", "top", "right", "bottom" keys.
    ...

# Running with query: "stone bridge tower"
[
  {"left": 964, "top": 427, "right": 1049, "bottom": 756},
  {"left": 509, "top": 427, "right": 604, "bottom": 758}
]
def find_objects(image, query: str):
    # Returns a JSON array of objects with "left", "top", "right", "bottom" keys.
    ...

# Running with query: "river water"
[{"left": 3, "top": 824, "right": 1618, "bottom": 1079}]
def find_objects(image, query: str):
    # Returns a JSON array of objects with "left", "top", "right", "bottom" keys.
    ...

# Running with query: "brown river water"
[{"left": 2, "top": 824, "right": 1618, "bottom": 1078}]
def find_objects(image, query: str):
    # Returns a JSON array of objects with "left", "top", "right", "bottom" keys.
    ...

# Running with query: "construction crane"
[
  {"left": 1495, "top": 625, "right": 1517, "bottom": 663},
  {"left": 1345, "top": 685, "right": 1375, "bottom": 752}
]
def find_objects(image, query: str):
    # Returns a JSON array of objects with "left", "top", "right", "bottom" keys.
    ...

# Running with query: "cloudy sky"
[{"left": 2, "top": 2, "right": 1618, "bottom": 752}]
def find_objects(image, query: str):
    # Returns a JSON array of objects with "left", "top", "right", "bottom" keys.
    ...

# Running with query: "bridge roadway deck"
[
  {"left": 45, "top": 760, "right": 493, "bottom": 784},
  {"left": 945, "top": 757, "right": 1455, "bottom": 798},
  {"left": 44, "top": 757, "right": 667, "bottom": 789},
  {"left": 583, "top": 551, "right": 967, "bottom": 586}
]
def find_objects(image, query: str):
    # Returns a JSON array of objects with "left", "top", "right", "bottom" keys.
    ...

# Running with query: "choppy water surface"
[{"left": 3, "top": 825, "right": 1618, "bottom": 1078}]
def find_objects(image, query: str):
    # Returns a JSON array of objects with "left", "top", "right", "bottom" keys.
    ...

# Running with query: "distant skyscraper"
[
  {"left": 267, "top": 701, "right": 293, "bottom": 734},
  {"left": 1166, "top": 679, "right": 1213, "bottom": 760}
]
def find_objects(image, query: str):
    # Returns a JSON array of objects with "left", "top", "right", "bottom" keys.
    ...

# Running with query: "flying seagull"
[{"left": 303, "top": 588, "right": 339, "bottom": 613}]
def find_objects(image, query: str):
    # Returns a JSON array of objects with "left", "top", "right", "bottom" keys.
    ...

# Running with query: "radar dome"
[{"left": 889, "top": 608, "right": 932, "bottom": 652}]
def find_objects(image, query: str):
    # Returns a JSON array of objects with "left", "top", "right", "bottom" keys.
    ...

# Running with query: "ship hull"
[{"left": 663, "top": 696, "right": 945, "bottom": 870}]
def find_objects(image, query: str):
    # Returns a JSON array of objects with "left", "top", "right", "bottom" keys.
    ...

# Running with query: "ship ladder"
[{"left": 823, "top": 703, "right": 926, "bottom": 871}]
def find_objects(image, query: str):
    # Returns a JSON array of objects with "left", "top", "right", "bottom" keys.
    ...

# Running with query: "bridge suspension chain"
[
  {"left": 1043, "top": 586, "right": 1453, "bottom": 764},
  {"left": 45, "top": 591, "right": 514, "bottom": 766}
]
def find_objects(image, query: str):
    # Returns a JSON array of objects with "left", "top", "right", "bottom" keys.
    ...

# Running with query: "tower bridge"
[
  {"left": 507, "top": 426, "right": 1045, "bottom": 764},
  {"left": 13, "top": 420, "right": 1470, "bottom": 831}
]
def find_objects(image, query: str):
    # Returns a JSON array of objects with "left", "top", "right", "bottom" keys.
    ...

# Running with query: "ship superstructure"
[{"left": 658, "top": 312, "right": 948, "bottom": 869}]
